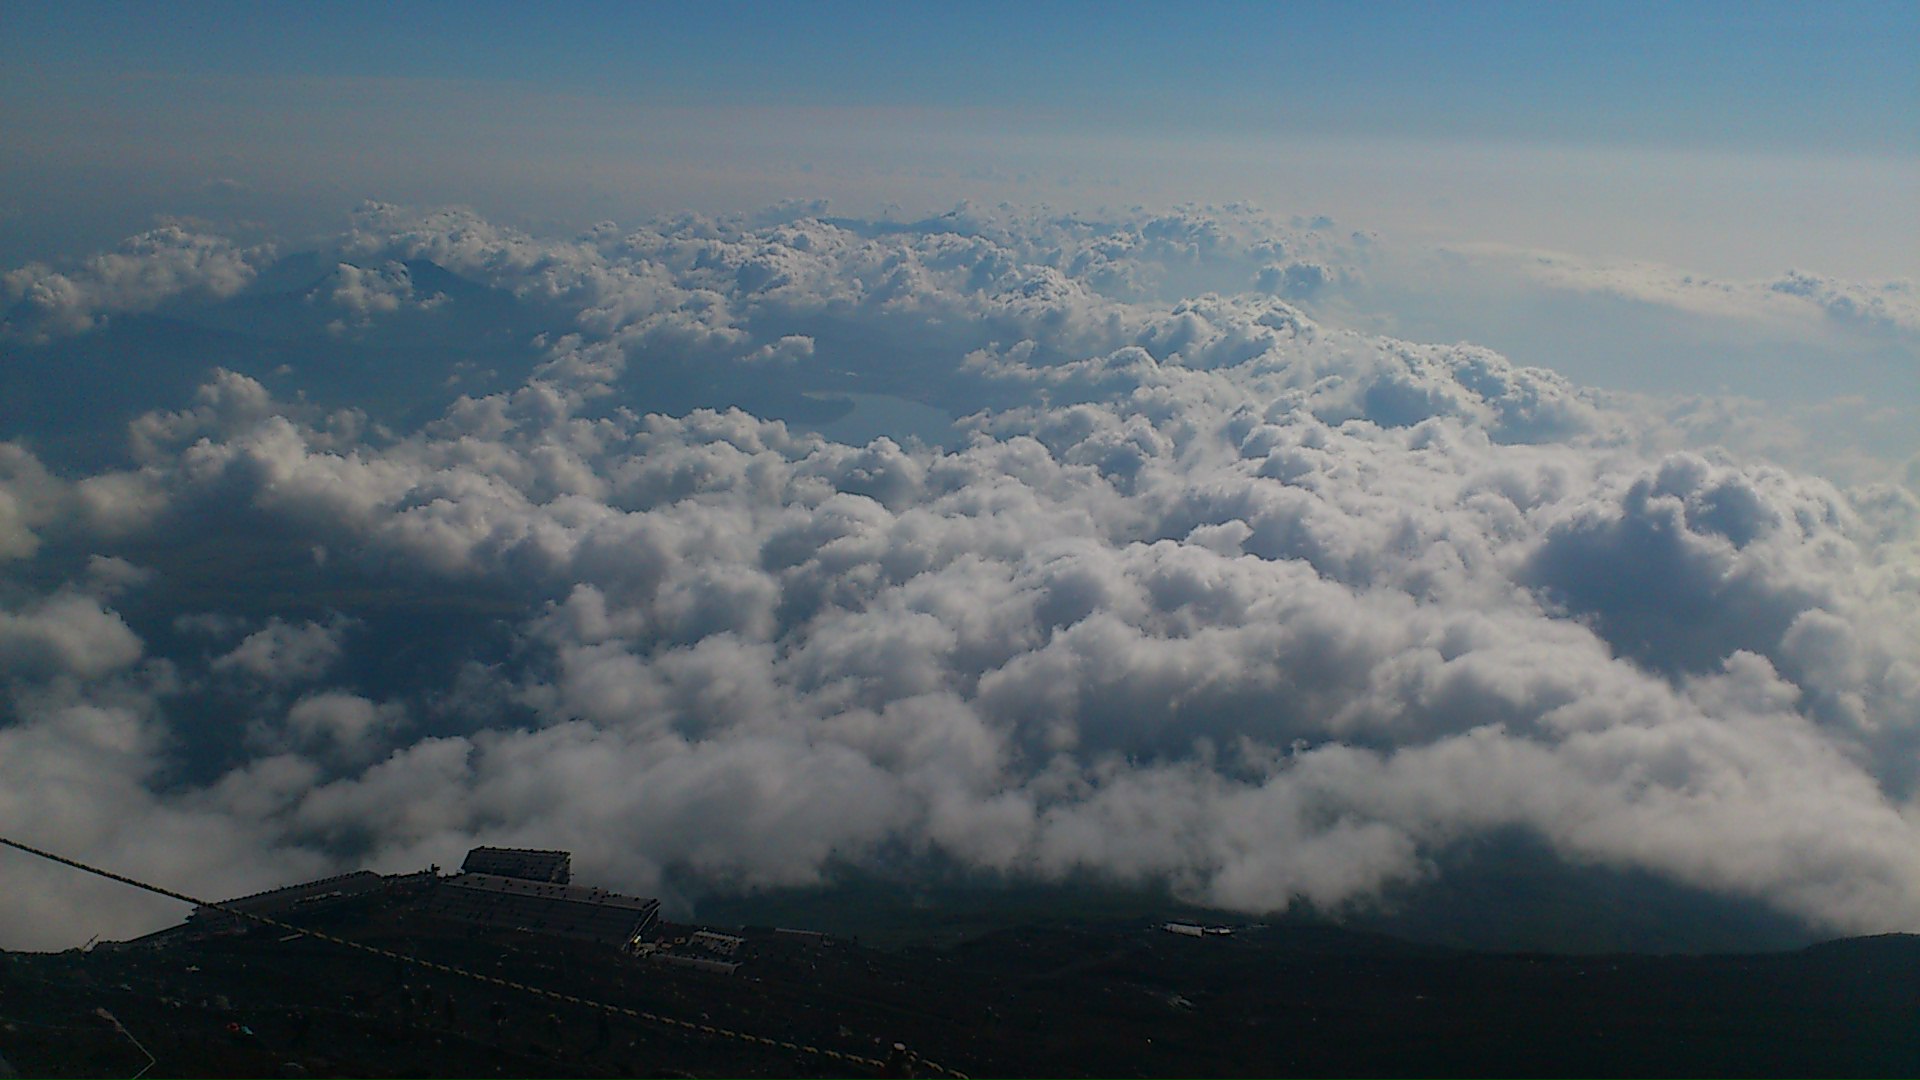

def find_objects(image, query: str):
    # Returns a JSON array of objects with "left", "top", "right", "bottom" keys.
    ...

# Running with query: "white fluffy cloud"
[
  {"left": 284, "top": 691, "right": 406, "bottom": 761},
  {"left": 0, "top": 443, "right": 67, "bottom": 561},
  {"left": 0, "top": 591, "right": 144, "bottom": 682},
  {"left": 1444, "top": 242, "right": 1920, "bottom": 336},
  {"left": 321, "top": 260, "right": 447, "bottom": 332},
  {"left": 1768, "top": 269, "right": 1920, "bottom": 335},
  {"left": 212, "top": 616, "right": 353, "bottom": 684},
  {"left": 2, "top": 226, "right": 266, "bottom": 339},
  {"left": 2, "top": 204, "right": 1917, "bottom": 950}
]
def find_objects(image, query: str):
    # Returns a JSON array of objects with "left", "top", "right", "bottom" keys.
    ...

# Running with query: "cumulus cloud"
[
  {"left": 2, "top": 204, "right": 1917, "bottom": 952},
  {"left": 1445, "top": 242, "right": 1920, "bottom": 336},
  {"left": 211, "top": 616, "right": 353, "bottom": 684},
  {"left": 1, "top": 226, "right": 266, "bottom": 339},
  {"left": 0, "top": 443, "right": 67, "bottom": 561},
  {"left": 0, "top": 671, "right": 332, "bottom": 948},
  {"left": 1768, "top": 270, "right": 1920, "bottom": 335},
  {"left": 283, "top": 691, "right": 406, "bottom": 762},
  {"left": 321, "top": 260, "right": 447, "bottom": 332},
  {"left": 0, "top": 591, "right": 144, "bottom": 682}
]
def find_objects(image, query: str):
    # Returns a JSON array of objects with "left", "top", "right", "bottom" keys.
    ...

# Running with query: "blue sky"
[
  {"left": 8, "top": 1, "right": 1916, "bottom": 153},
  {"left": 2, "top": 3, "right": 1914, "bottom": 294},
  {"left": 8, "top": 0, "right": 1907, "bottom": 455},
  {"left": 3, "top": 0, "right": 1913, "bottom": 413}
]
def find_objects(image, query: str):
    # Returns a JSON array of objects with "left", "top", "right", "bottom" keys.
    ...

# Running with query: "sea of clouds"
[{"left": 2, "top": 203, "right": 1917, "bottom": 949}]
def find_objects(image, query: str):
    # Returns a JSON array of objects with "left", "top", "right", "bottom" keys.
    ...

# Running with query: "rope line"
[{"left": 0, "top": 836, "right": 966, "bottom": 1078}]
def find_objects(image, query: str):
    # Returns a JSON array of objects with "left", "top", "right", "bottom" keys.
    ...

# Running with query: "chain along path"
[{"left": 0, "top": 836, "right": 966, "bottom": 1078}]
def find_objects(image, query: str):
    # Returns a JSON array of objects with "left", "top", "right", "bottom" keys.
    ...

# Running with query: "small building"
[
  {"left": 460, "top": 846, "right": 571, "bottom": 884},
  {"left": 690, "top": 930, "right": 744, "bottom": 956},
  {"left": 651, "top": 953, "right": 740, "bottom": 976},
  {"left": 1163, "top": 922, "right": 1207, "bottom": 939},
  {"left": 192, "top": 870, "right": 388, "bottom": 930},
  {"left": 424, "top": 872, "right": 660, "bottom": 949}
]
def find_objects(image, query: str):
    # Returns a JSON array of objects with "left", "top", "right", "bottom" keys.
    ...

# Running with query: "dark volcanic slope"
[{"left": 3, "top": 891, "right": 1917, "bottom": 1078}]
